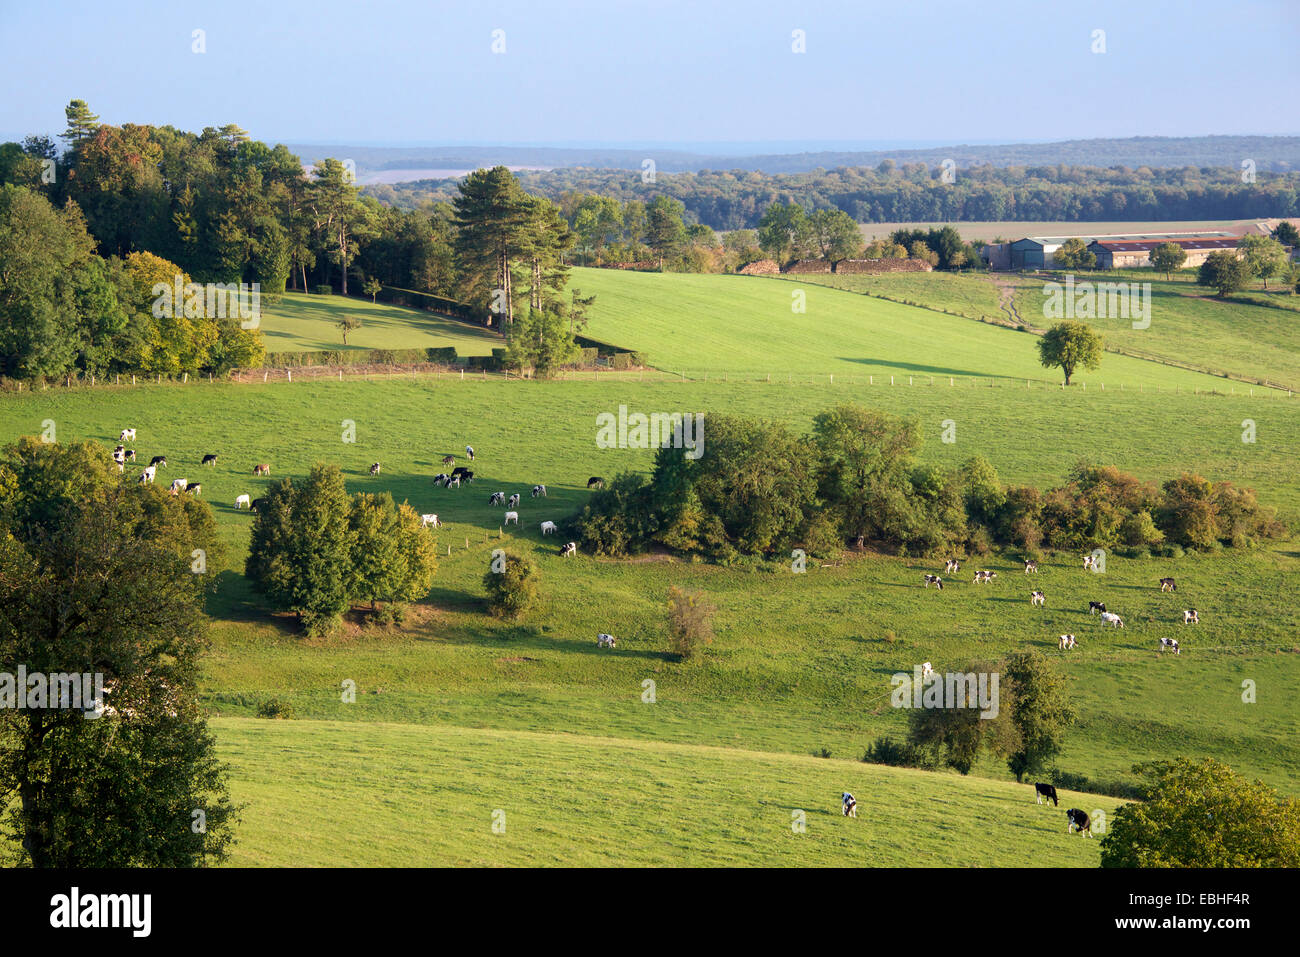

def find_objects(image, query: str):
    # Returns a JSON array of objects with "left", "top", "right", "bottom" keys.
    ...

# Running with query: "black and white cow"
[
  {"left": 1160, "top": 637, "right": 1181, "bottom": 655},
  {"left": 1034, "top": 783, "right": 1059, "bottom": 806},
  {"left": 202, "top": 454, "right": 217, "bottom": 466},
  {"left": 1024, "top": 560, "right": 1039, "bottom": 574},
  {"left": 507, "top": 493, "right": 520, "bottom": 509},
  {"left": 560, "top": 541, "right": 577, "bottom": 557},
  {"left": 488, "top": 491, "right": 506, "bottom": 506},
  {"left": 433, "top": 473, "right": 450, "bottom": 486},
  {"left": 923, "top": 574, "right": 944, "bottom": 590},
  {"left": 1088, "top": 601, "right": 1107, "bottom": 615},
  {"left": 369, "top": 463, "right": 381, "bottom": 475},
  {"left": 149, "top": 455, "right": 167, "bottom": 468},
  {"left": 1058, "top": 634, "right": 1077, "bottom": 650},
  {"left": 842, "top": 792, "right": 857, "bottom": 818},
  {"left": 531, "top": 485, "right": 547, "bottom": 498},
  {"left": 1066, "top": 808, "right": 1091, "bottom": 837},
  {"left": 587, "top": 476, "right": 604, "bottom": 490},
  {"left": 1183, "top": 609, "right": 1199, "bottom": 624},
  {"left": 119, "top": 428, "right": 136, "bottom": 443},
  {"left": 450, "top": 466, "right": 470, "bottom": 480},
  {"left": 973, "top": 570, "right": 997, "bottom": 584},
  {"left": 1030, "top": 590, "right": 1045, "bottom": 606},
  {"left": 944, "top": 558, "right": 961, "bottom": 574},
  {"left": 596, "top": 633, "right": 615, "bottom": 648},
  {"left": 1083, "top": 554, "right": 1098, "bottom": 570},
  {"left": 186, "top": 483, "right": 202, "bottom": 496},
  {"left": 1160, "top": 577, "right": 1177, "bottom": 592}
]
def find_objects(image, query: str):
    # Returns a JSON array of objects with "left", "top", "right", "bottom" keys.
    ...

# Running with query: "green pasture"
[{"left": 258, "top": 291, "right": 501, "bottom": 355}]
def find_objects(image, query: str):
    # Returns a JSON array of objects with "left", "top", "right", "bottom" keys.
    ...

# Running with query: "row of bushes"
[
  {"left": 260, "top": 346, "right": 478, "bottom": 369},
  {"left": 571, "top": 405, "right": 1285, "bottom": 561}
]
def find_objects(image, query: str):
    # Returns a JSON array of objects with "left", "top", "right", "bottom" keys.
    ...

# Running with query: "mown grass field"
[
  {"left": 259, "top": 291, "right": 501, "bottom": 355},
  {"left": 214, "top": 719, "right": 1124, "bottom": 867},
  {"left": 570, "top": 268, "right": 1252, "bottom": 391},
  {"left": 2, "top": 269, "right": 1296, "bottom": 866}
]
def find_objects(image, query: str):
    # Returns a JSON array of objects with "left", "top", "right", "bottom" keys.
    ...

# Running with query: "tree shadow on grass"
[{"left": 835, "top": 357, "right": 1002, "bottom": 378}]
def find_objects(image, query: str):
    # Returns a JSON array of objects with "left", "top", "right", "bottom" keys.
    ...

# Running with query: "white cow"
[
  {"left": 504, "top": 511, "right": 519, "bottom": 525},
  {"left": 540, "top": 521, "right": 557, "bottom": 535},
  {"left": 235, "top": 494, "right": 251, "bottom": 509},
  {"left": 1099, "top": 612, "right": 1124, "bottom": 628},
  {"left": 421, "top": 514, "right": 442, "bottom": 528},
  {"left": 119, "top": 428, "right": 136, "bottom": 443},
  {"left": 1159, "top": 637, "right": 1181, "bottom": 655},
  {"left": 170, "top": 478, "right": 188, "bottom": 494},
  {"left": 531, "top": 484, "right": 547, "bottom": 498},
  {"left": 920, "top": 661, "right": 934, "bottom": 682},
  {"left": 139, "top": 465, "right": 156, "bottom": 484},
  {"left": 596, "top": 633, "right": 616, "bottom": 648}
]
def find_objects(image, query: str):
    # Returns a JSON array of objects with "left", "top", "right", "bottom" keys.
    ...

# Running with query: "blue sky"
[{"left": 1, "top": 0, "right": 1296, "bottom": 147}]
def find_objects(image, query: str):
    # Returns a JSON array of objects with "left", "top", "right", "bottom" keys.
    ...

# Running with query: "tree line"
[
  {"left": 367, "top": 161, "right": 1300, "bottom": 232},
  {"left": 573, "top": 405, "right": 1284, "bottom": 561}
]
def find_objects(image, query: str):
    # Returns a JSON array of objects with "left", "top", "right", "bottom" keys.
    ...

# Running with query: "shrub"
[
  {"left": 862, "top": 736, "right": 928, "bottom": 767},
  {"left": 312, "top": 284, "right": 333, "bottom": 296},
  {"left": 257, "top": 698, "right": 296, "bottom": 719},
  {"left": 482, "top": 551, "right": 541, "bottom": 620},
  {"left": 666, "top": 585, "right": 716, "bottom": 660}
]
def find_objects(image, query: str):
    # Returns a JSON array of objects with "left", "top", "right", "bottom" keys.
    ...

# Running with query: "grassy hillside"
[
  {"left": 570, "top": 268, "right": 1247, "bottom": 391},
  {"left": 215, "top": 718, "right": 1124, "bottom": 867},
  {"left": 259, "top": 291, "right": 501, "bottom": 355}
]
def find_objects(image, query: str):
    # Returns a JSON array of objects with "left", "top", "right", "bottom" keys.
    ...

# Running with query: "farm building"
[
  {"left": 1087, "top": 237, "right": 1242, "bottom": 269},
  {"left": 983, "top": 230, "right": 1239, "bottom": 270}
]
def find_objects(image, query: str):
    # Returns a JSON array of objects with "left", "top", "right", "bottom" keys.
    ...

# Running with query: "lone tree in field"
[
  {"left": 1053, "top": 238, "right": 1096, "bottom": 270},
  {"left": 337, "top": 315, "right": 362, "bottom": 345},
  {"left": 1038, "top": 321, "right": 1103, "bottom": 386},
  {"left": 1198, "top": 251, "right": 1250, "bottom": 297},
  {"left": 1238, "top": 235, "right": 1287, "bottom": 290},
  {"left": 0, "top": 438, "right": 238, "bottom": 866},
  {"left": 666, "top": 586, "right": 716, "bottom": 660},
  {"left": 363, "top": 277, "right": 382, "bottom": 303},
  {"left": 1101, "top": 758, "right": 1300, "bottom": 867},
  {"left": 1149, "top": 242, "right": 1187, "bottom": 279},
  {"left": 1001, "top": 651, "right": 1076, "bottom": 782},
  {"left": 482, "top": 551, "right": 541, "bottom": 620}
]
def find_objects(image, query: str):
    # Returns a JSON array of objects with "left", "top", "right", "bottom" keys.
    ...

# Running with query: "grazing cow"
[
  {"left": 944, "top": 558, "right": 961, "bottom": 574},
  {"left": 842, "top": 792, "right": 858, "bottom": 818},
  {"left": 1058, "top": 634, "right": 1076, "bottom": 650},
  {"left": 1035, "top": 783, "right": 1059, "bottom": 807},
  {"left": 465, "top": 446, "right": 475, "bottom": 461},
  {"left": 540, "top": 521, "right": 557, "bottom": 535},
  {"left": 1030, "top": 590, "right": 1045, "bottom": 606},
  {"left": 920, "top": 661, "right": 934, "bottom": 682},
  {"left": 973, "top": 570, "right": 997, "bottom": 584},
  {"left": 1066, "top": 809, "right": 1091, "bottom": 837},
  {"left": 447, "top": 475, "right": 461, "bottom": 488},
  {"left": 433, "top": 473, "right": 450, "bottom": 486},
  {"left": 507, "top": 493, "right": 520, "bottom": 509},
  {"left": 1183, "top": 609, "right": 1199, "bottom": 625},
  {"left": 369, "top": 463, "right": 381, "bottom": 475},
  {"left": 250, "top": 497, "right": 267, "bottom": 512},
  {"left": 186, "top": 483, "right": 202, "bottom": 496},
  {"left": 119, "top": 428, "right": 136, "bottom": 443},
  {"left": 531, "top": 484, "right": 547, "bottom": 498},
  {"left": 596, "top": 633, "right": 616, "bottom": 649},
  {"left": 587, "top": 476, "right": 604, "bottom": 490},
  {"left": 202, "top": 454, "right": 217, "bottom": 466},
  {"left": 112, "top": 447, "right": 125, "bottom": 464},
  {"left": 122, "top": 449, "right": 136, "bottom": 462},
  {"left": 1160, "top": 637, "right": 1181, "bottom": 655},
  {"left": 442, "top": 455, "right": 456, "bottom": 466},
  {"left": 560, "top": 541, "right": 577, "bottom": 557},
  {"left": 254, "top": 463, "right": 270, "bottom": 476},
  {"left": 1083, "top": 554, "right": 1097, "bottom": 570},
  {"left": 504, "top": 510, "right": 519, "bottom": 525},
  {"left": 420, "top": 514, "right": 442, "bottom": 528},
  {"left": 1088, "top": 601, "right": 1107, "bottom": 615},
  {"left": 139, "top": 465, "right": 156, "bottom": 484},
  {"left": 235, "top": 494, "right": 251, "bottom": 509},
  {"left": 1160, "top": 577, "right": 1176, "bottom": 592},
  {"left": 488, "top": 491, "right": 506, "bottom": 506},
  {"left": 922, "top": 574, "right": 943, "bottom": 590},
  {"left": 1099, "top": 612, "right": 1124, "bottom": 628},
  {"left": 149, "top": 455, "right": 167, "bottom": 469},
  {"left": 1024, "top": 560, "right": 1038, "bottom": 574},
  {"left": 169, "top": 478, "right": 188, "bottom": 494}
]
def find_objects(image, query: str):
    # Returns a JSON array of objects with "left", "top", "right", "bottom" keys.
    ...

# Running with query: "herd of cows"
[{"left": 920, "top": 557, "right": 1197, "bottom": 656}]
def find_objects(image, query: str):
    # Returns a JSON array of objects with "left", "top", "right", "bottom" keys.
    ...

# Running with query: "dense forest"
[{"left": 369, "top": 162, "right": 1300, "bottom": 231}]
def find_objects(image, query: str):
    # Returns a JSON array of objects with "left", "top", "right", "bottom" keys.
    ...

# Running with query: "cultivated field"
[{"left": 3, "top": 269, "right": 1295, "bottom": 866}]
